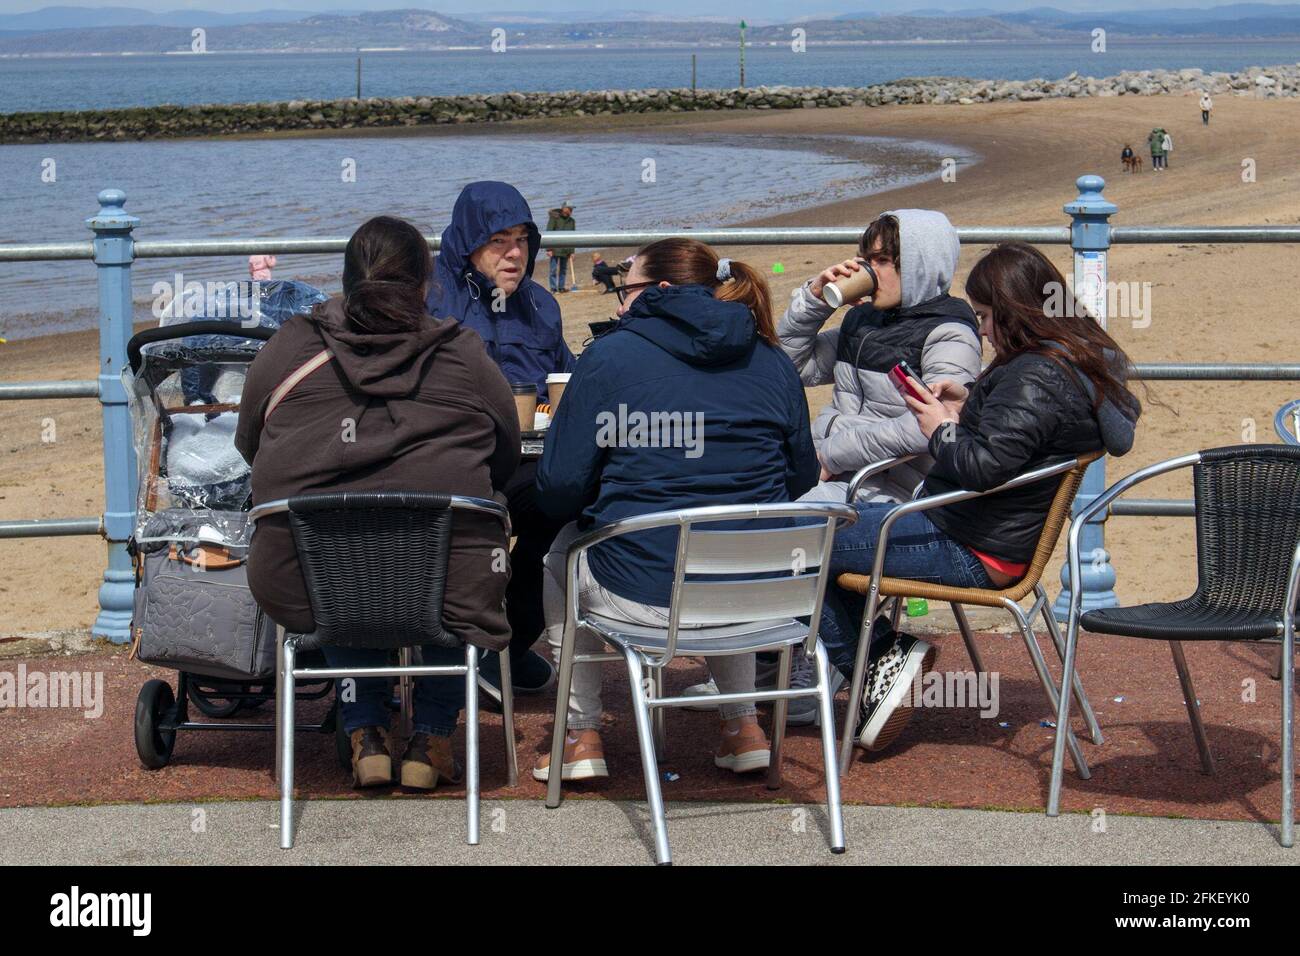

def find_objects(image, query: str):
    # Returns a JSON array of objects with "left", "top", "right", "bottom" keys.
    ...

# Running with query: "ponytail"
[
  {"left": 341, "top": 216, "right": 433, "bottom": 335},
  {"left": 633, "top": 237, "right": 775, "bottom": 345},
  {"left": 714, "top": 258, "right": 775, "bottom": 346}
]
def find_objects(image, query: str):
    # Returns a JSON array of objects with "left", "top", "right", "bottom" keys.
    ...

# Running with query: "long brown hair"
[
  {"left": 632, "top": 238, "right": 776, "bottom": 345},
  {"left": 340, "top": 216, "right": 432, "bottom": 334},
  {"left": 965, "top": 242, "right": 1138, "bottom": 414}
]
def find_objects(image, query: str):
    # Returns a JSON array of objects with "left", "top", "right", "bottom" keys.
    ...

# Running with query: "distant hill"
[{"left": 3, "top": 4, "right": 1300, "bottom": 55}]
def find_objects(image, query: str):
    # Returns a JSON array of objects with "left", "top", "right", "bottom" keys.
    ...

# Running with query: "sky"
[{"left": 0, "top": 1, "right": 1286, "bottom": 17}]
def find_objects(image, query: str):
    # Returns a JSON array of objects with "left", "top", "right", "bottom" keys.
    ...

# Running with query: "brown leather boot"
[
  {"left": 349, "top": 726, "right": 393, "bottom": 787},
  {"left": 400, "top": 732, "right": 463, "bottom": 790}
]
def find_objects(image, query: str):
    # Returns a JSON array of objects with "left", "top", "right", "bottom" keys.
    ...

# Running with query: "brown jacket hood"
[{"left": 307, "top": 295, "right": 461, "bottom": 398}]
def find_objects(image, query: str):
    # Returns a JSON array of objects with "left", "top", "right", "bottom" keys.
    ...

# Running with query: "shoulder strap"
[{"left": 263, "top": 348, "right": 334, "bottom": 423}]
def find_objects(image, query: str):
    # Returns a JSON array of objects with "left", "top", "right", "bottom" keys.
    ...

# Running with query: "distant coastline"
[{"left": 2, "top": 61, "right": 1295, "bottom": 145}]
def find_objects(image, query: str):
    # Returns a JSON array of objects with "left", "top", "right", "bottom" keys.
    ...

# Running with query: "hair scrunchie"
[{"left": 716, "top": 258, "right": 732, "bottom": 282}]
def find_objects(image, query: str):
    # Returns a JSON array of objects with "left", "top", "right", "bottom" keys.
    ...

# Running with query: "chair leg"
[
  {"left": 1047, "top": 609, "right": 1082, "bottom": 816},
  {"left": 498, "top": 649, "right": 519, "bottom": 788},
  {"left": 545, "top": 626, "right": 578, "bottom": 810},
  {"left": 812, "top": 640, "right": 846, "bottom": 853},
  {"left": 465, "top": 643, "right": 480, "bottom": 846},
  {"left": 1167, "top": 641, "right": 1216, "bottom": 775},
  {"left": 274, "top": 625, "right": 286, "bottom": 784},
  {"left": 889, "top": 595, "right": 903, "bottom": 630},
  {"left": 279, "top": 636, "right": 297, "bottom": 849},
  {"left": 624, "top": 647, "right": 672, "bottom": 865},
  {"left": 1036, "top": 585, "right": 1104, "bottom": 746},
  {"left": 1275, "top": 643, "right": 1285, "bottom": 682},
  {"left": 1282, "top": 628, "right": 1295, "bottom": 848},
  {"left": 1006, "top": 601, "right": 1090, "bottom": 779},
  {"left": 398, "top": 647, "right": 414, "bottom": 739},
  {"left": 839, "top": 586, "right": 885, "bottom": 775},
  {"left": 766, "top": 645, "right": 793, "bottom": 791},
  {"left": 651, "top": 666, "right": 666, "bottom": 759},
  {"left": 950, "top": 603, "right": 986, "bottom": 675}
]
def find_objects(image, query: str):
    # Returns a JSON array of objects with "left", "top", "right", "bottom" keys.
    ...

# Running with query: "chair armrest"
[
  {"left": 844, "top": 454, "right": 920, "bottom": 504},
  {"left": 854, "top": 456, "right": 1089, "bottom": 599},
  {"left": 1062, "top": 451, "right": 1202, "bottom": 631}
]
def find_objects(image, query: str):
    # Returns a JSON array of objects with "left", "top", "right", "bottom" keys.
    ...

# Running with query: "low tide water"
[
  {"left": 5, "top": 41, "right": 1300, "bottom": 114},
  {"left": 0, "top": 131, "right": 976, "bottom": 338}
]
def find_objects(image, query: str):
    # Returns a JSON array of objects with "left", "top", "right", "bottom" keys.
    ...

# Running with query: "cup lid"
[
  {"left": 510, "top": 383, "right": 536, "bottom": 395},
  {"left": 546, "top": 373, "right": 572, "bottom": 383}
]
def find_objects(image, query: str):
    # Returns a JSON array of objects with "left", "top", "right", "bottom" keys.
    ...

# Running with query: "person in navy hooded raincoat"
[{"left": 426, "top": 181, "right": 576, "bottom": 699}]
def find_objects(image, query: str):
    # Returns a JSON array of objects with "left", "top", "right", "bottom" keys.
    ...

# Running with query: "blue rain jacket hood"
[
  {"left": 536, "top": 284, "right": 819, "bottom": 606},
  {"left": 426, "top": 181, "right": 574, "bottom": 400}
]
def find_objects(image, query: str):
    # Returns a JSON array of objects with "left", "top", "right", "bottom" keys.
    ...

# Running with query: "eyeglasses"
[{"left": 615, "top": 280, "right": 656, "bottom": 305}]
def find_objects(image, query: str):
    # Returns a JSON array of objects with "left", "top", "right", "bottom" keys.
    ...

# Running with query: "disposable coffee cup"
[
  {"left": 511, "top": 383, "right": 538, "bottom": 431},
  {"left": 546, "top": 372, "right": 572, "bottom": 409},
  {"left": 822, "top": 266, "right": 876, "bottom": 309}
]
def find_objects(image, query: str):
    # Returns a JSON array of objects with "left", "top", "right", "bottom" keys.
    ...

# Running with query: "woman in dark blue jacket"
[{"left": 533, "top": 238, "right": 818, "bottom": 782}]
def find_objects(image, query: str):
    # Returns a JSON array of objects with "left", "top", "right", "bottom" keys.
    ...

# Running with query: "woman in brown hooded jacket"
[{"left": 235, "top": 216, "right": 520, "bottom": 790}]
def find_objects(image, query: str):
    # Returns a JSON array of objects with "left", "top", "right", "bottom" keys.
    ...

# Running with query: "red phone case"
[{"left": 890, "top": 364, "right": 928, "bottom": 402}]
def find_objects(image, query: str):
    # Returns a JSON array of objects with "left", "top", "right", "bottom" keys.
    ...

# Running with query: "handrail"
[{"left": 6, "top": 175, "right": 1300, "bottom": 639}]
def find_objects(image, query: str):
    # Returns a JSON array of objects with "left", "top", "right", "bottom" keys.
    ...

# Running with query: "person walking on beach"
[
  {"left": 1161, "top": 130, "right": 1174, "bottom": 169},
  {"left": 1200, "top": 92, "right": 1213, "bottom": 126},
  {"left": 546, "top": 202, "right": 577, "bottom": 293},
  {"left": 426, "top": 181, "right": 576, "bottom": 703},
  {"left": 1148, "top": 127, "right": 1167, "bottom": 170}
]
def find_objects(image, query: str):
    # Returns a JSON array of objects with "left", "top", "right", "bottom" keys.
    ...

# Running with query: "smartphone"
[{"left": 889, "top": 361, "right": 929, "bottom": 402}]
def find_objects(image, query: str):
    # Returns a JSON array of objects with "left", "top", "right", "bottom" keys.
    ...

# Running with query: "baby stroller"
[{"left": 124, "top": 282, "right": 352, "bottom": 769}]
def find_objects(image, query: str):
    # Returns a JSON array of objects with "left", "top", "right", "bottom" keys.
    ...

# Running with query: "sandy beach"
[{"left": 4, "top": 92, "right": 1299, "bottom": 637}]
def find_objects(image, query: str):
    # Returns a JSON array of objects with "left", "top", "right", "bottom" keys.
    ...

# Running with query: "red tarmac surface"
[{"left": 0, "top": 630, "right": 1293, "bottom": 825}]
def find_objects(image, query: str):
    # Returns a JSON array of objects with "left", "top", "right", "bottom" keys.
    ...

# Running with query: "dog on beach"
[{"left": 1121, "top": 146, "right": 1143, "bottom": 173}]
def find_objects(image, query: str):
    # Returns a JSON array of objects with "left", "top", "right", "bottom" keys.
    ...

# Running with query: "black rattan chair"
[
  {"left": 1047, "top": 445, "right": 1300, "bottom": 846},
  {"left": 249, "top": 491, "right": 517, "bottom": 849}
]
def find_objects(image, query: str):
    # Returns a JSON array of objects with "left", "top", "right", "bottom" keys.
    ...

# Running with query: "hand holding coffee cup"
[{"left": 815, "top": 258, "right": 878, "bottom": 309}]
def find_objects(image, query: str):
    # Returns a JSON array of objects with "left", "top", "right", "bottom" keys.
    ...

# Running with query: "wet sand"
[{"left": 4, "top": 92, "right": 1300, "bottom": 635}]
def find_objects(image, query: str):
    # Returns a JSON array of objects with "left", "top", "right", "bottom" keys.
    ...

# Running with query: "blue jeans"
[
  {"left": 324, "top": 644, "right": 464, "bottom": 737},
  {"left": 816, "top": 503, "right": 993, "bottom": 677},
  {"left": 548, "top": 255, "right": 571, "bottom": 291}
]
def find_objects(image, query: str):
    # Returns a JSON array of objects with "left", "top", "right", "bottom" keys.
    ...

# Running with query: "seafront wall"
[{"left": 3, "top": 61, "right": 1297, "bottom": 144}]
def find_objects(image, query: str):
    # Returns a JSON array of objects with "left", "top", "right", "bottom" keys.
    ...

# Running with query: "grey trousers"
[{"left": 542, "top": 521, "right": 757, "bottom": 730}]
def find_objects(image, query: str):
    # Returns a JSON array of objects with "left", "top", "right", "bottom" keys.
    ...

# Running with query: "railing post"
[
  {"left": 88, "top": 188, "right": 139, "bottom": 643},
  {"left": 1054, "top": 175, "right": 1119, "bottom": 619}
]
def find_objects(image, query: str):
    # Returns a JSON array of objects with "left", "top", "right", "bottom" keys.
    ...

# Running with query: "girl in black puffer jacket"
[{"left": 822, "top": 241, "right": 1141, "bottom": 753}]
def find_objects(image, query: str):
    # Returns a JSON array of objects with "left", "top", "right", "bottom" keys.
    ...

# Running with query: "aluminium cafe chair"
[
  {"left": 248, "top": 491, "right": 518, "bottom": 849},
  {"left": 544, "top": 501, "right": 858, "bottom": 865},
  {"left": 835, "top": 452, "right": 1106, "bottom": 778},
  {"left": 1048, "top": 444, "right": 1300, "bottom": 847}
]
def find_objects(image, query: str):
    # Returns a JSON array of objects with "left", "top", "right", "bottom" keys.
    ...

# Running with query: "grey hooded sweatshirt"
[{"left": 777, "top": 209, "right": 983, "bottom": 502}]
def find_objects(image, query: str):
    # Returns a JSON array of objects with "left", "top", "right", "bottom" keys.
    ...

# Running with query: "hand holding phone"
[{"left": 889, "top": 361, "right": 928, "bottom": 403}]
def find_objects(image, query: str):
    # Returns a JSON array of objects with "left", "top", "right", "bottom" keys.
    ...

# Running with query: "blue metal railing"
[{"left": 4, "top": 176, "right": 1300, "bottom": 640}]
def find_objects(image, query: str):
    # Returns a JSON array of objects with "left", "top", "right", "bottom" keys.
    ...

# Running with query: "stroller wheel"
[
  {"left": 135, "top": 679, "right": 177, "bottom": 769},
  {"left": 187, "top": 681, "right": 242, "bottom": 719}
]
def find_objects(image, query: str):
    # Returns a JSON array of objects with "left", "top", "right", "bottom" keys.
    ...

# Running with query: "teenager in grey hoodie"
[{"left": 778, "top": 209, "right": 983, "bottom": 504}]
